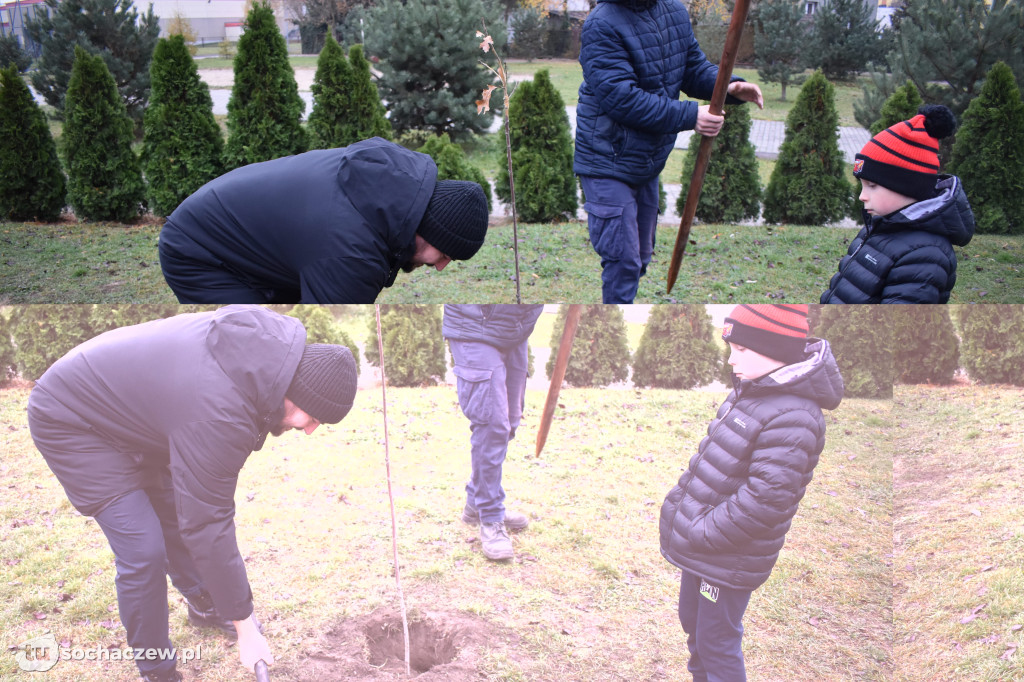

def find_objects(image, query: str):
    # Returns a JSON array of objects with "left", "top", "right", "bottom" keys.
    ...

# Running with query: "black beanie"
[
  {"left": 416, "top": 180, "right": 488, "bottom": 260},
  {"left": 285, "top": 344, "right": 357, "bottom": 424}
]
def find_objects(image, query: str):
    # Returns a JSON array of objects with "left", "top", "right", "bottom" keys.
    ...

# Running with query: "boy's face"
[
  {"left": 727, "top": 343, "right": 787, "bottom": 381},
  {"left": 858, "top": 179, "right": 917, "bottom": 217}
]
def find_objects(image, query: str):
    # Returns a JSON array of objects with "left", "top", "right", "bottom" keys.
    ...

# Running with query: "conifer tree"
[
  {"left": 224, "top": 1, "right": 307, "bottom": 170},
  {"left": 892, "top": 306, "right": 959, "bottom": 385},
  {"left": 309, "top": 39, "right": 391, "bottom": 149},
  {"left": 949, "top": 61, "right": 1024, "bottom": 235},
  {"left": 0, "top": 66, "right": 66, "bottom": 222},
  {"left": 677, "top": 103, "right": 761, "bottom": 223},
  {"left": 806, "top": 0, "right": 879, "bottom": 82},
  {"left": 286, "top": 305, "right": 360, "bottom": 373},
  {"left": 365, "top": 305, "right": 445, "bottom": 387},
  {"left": 496, "top": 69, "right": 577, "bottom": 222},
  {"left": 632, "top": 306, "right": 720, "bottom": 389},
  {"left": 0, "top": 34, "right": 32, "bottom": 72},
  {"left": 364, "top": 0, "right": 503, "bottom": 138},
  {"left": 546, "top": 305, "right": 629, "bottom": 388},
  {"left": 63, "top": 46, "right": 146, "bottom": 222},
  {"left": 870, "top": 81, "right": 923, "bottom": 135},
  {"left": 25, "top": 0, "right": 160, "bottom": 125},
  {"left": 752, "top": 0, "right": 806, "bottom": 102},
  {"left": 813, "top": 306, "right": 892, "bottom": 398},
  {"left": 955, "top": 305, "right": 1024, "bottom": 386},
  {"left": 418, "top": 134, "right": 492, "bottom": 211},
  {"left": 763, "top": 71, "right": 853, "bottom": 225},
  {"left": 142, "top": 35, "right": 224, "bottom": 217}
]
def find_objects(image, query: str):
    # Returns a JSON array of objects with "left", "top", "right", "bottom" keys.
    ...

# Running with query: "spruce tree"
[
  {"left": 510, "top": 8, "right": 545, "bottom": 61},
  {"left": 142, "top": 35, "right": 224, "bottom": 218},
  {"left": 0, "top": 33, "right": 32, "bottom": 73},
  {"left": 309, "top": 39, "right": 391, "bottom": 149},
  {"left": 813, "top": 306, "right": 892, "bottom": 398},
  {"left": 752, "top": 0, "right": 807, "bottom": 102},
  {"left": 632, "top": 306, "right": 720, "bottom": 389},
  {"left": 224, "top": 1, "right": 307, "bottom": 170},
  {"left": 763, "top": 71, "right": 853, "bottom": 225},
  {"left": 949, "top": 61, "right": 1024, "bottom": 235},
  {"left": 0, "top": 66, "right": 66, "bottom": 222},
  {"left": 892, "top": 306, "right": 959, "bottom": 385},
  {"left": 546, "top": 305, "right": 629, "bottom": 388},
  {"left": 63, "top": 46, "right": 146, "bottom": 222},
  {"left": 677, "top": 103, "right": 761, "bottom": 223},
  {"left": 418, "top": 134, "right": 492, "bottom": 211},
  {"left": 365, "top": 305, "right": 445, "bottom": 387},
  {"left": 870, "top": 81, "right": 923, "bottom": 135},
  {"left": 806, "top": 0, "right": 879, "bottom": 82},
  {"left": 364, "top": 0, "right": 503, "bottom": 138},
  {"left": 955, "top": 305, "right": 1024, "bottom": 386},
  {"left": 25, "top": 0, "right": 160, "bottom": 125},
  {"left": 496, "top": 69, "right": 577, "bottom": 223}
]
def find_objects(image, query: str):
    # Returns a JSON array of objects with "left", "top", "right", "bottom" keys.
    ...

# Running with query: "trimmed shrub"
[
  {"left": 0, "top": 310, "right": 16, "bottom": 382},
  {"left": 496, "top": 69, "right": 577, "bottom": 222},
  {"left": 223, "top": 1, "right": 307, "bottom": 170},
  {"left": 418, "top": 134, "right": 492, "bottom": 211},
  {"left": 286, "top": 305, "right": 360, "bottom": 374},
  {"left": 955, "top": 305, "right": 1024, "bottom": 385},
  {"left": 632, "top": 306, "right": 720, "bottom": 389},
  {"left": 142, "top": 35, "right": 224, "bottom": 217},
  {"left": 813, "top": 305, "right": 892, "bottom": 398},
  {"left": 546, "top": 305, "right": 629, "bottom": 388},
  {"left": 0, "top": 66, "right": 66, "bottom": 222},
  {"left": 364, "top": 305, "right": 445, "bottom": 387},
  {"left": 870, "top": 81, "right": 923, "bottom": 136},
  {"left": 8, "top": 306, "right": 95, "bottom": 380},
  {"left": 677, "top": 103, "right": 761, "bottom": 223},
  {"left": 949, "top": 61, "right": 1024, "bottom": 235},
  {"left": 763, "top": 71, "right": 854, "bottom": 225},
  {"left": 308, "top": 39, "right": 391, "bottom": 149},
  {"left": 63, "top": 45, "right": 146, "bottom": 222},
  {"left": 892, "top": 306, "right": 959, "bottom": 384}
]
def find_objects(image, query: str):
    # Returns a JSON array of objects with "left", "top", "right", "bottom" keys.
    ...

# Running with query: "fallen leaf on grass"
[
  {"left": 961, "top": 603, "right": 988, "bottom": 624},
  {"left": 808, "top": 616, "right": 820, "bottom": 626},
  {"left": 1000, "top": 644, "right": 1017, "bottom": 660}
]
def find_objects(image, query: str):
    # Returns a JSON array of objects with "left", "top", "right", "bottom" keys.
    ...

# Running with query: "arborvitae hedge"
[
  {"left": 418, "top": 134, "right": 492, "bottom": 211},
  {"left": 496, "top": 69, "right": 577, "bottom": 222},
  {"left": 308, "top": 39, "right": 392, "bottom": 149},
  {"left": 546, "top": 305, "right": 629, "bottom": 388},
  {"left": 955, "top": 305, "right": 1024, "bottom": 385},
  {"left": 870, "top": 81, "right": 923, "bottom": 135},
  {"left": 763, "top": 71, "right": 854, "bottom": 225},
  {"left": 677, "top": 103, "right": 761, "bottom": 223},
  {"left": 0, "top": 66, "right": 66, "bottom": 222},
  {"left": 892, "top": 306, "right": 960, "bottom": 384},
  {"left": 286, "top": 305, "right": 360, "bottom": 374},
  {"left": 632, "top": 306, "right": 720, "bottom": 389},
  {"left": 8, "top": 306, "right": 96, "bottom": 380},
  {"left": 142, "top": 35, "right": 224, "bottom": 217},
  {"left": 63, "top": 45, "right": 146, "bottom": 222},
  {"left": 813, "top": 306, "right": 892, "bottom": 398},
  {"left": 223, "top": 1, "right": 307, "bottom": 170},
  {"left": 364, "top": 305, "right": 445, "bottom": 387},
  {"left": 949, "top": 61, "right": 1024, "bottom": 235}
]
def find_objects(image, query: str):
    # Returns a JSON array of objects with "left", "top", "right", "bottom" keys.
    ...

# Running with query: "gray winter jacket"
[{"left": 442, "top": 305, "right": 544, "bottom": 348}]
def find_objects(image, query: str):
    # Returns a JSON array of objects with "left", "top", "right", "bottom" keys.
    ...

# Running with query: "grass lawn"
[
  {"left": 0, "top": 380, "right": 891, "bottom": 681},
  {"left": 893, "top": 384, "right": 1024, "bottom": 681}
]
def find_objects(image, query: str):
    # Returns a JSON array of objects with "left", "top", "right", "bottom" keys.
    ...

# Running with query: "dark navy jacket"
[
  {"left": 574, "top": 0, "right": 735, "bottom": 185},
  {"left": 821, "top": 175, "right": 975, "bottom": 304},
  {"left": 160, "top": 138, "right": 437, "bottom": 303},
  {"left": 442, "top": 304, "right": 544, "bottom": 348},
  {"left": 659, "top": 340, "right": 844, "bottom": 591},
  {"left": 28, "top": 306, "right": 306, "bottom": 621}
]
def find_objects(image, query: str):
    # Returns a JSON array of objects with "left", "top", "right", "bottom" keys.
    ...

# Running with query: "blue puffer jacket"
[
  {"left": 659, "top": 339, "right": 844, "bottom": 591},
  {"left": 821, "top": 175, "right": 975, "bottom": 304},
  {"left": 574, "top": 0, "right": 732, "bottom": 185},
  {"left": 442, "top": 305, "right": 544, "bottom": 348}
]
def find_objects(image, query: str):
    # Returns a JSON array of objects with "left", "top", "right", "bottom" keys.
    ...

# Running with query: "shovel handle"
[{"left": 255, "top": 659, "right": 270, "bottom": 682}]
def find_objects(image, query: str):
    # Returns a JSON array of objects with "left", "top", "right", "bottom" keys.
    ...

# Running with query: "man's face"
[
  {"left": 859, "top": 179, "right": 916, "bottom": 217},
  {"left": 727, "top": 343, "right": 787, "bottom": 381},
  {"left": 271, "top": 398, "right": 320, "bottom": 436},
  {"left": 403, "top": 234, "right": 452, "bottom": 273}
]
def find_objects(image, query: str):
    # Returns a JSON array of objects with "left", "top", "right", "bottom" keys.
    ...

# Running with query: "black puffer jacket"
[
  {"left": 821, "top": 175, "right": 974, "bottom": 304},
  {"left": 442, "top": 304, "right": 544, "bottom": 348},
  {"left": 659, "top": 339, "right": 844, "bottom": 590}
]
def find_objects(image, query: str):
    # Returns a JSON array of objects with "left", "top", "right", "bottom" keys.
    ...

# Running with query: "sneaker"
[
  {"left": 461, "top": 503, "right": 530, "bottom": 532},
  {"left": 479, "top": 522, "right": 514, "bottom": 561},
  {"left": 185, "top": 591, "right": 262, "bottom": 640},
  {"left": 141, "top": 669, "right": 182, "bottom": 682}
]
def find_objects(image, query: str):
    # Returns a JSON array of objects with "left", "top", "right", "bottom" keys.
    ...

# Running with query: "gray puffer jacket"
[{"left": 659, "top": 339, "right": 844, "bottom": 590}]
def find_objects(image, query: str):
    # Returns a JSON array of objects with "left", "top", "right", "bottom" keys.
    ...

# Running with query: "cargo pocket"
[
  {"left": 584, "top": 201, "right": 625, "bottom": 261},
  {"left": 453, "top": 365, "right": 495, "bottom": 424}
]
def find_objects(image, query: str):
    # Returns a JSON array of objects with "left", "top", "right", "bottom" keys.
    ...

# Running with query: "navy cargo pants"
[
  {"left": 678, "top": 570, "right": 753, "bottom": 682},
  {"left": 448, "top": 337, "right": 529, "bottom": 525}
]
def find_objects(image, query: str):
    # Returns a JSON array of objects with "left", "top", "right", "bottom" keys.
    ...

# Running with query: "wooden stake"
[{"left": 535, "top": 304, "right": 583, "bottom": 457}]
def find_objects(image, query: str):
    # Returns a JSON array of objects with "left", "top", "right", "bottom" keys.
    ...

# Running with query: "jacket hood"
[
  {"left": 738, "top": 338, "right": 844, "bottom": 410},
  {"left": 870, "top": 175, "right": 975, "bottom": 247}
]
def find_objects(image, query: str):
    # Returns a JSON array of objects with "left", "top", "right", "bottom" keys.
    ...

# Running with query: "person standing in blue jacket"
[
  {"left": 27, "top": 307, "right": 358, "bottom": 682},
  {"left": 575, "top": 0, "right": 763, "bottom": 303},
  {"left": 442, "top": 304, "right": 544, "bottom": 561},
  {"left": 159, "top": 137, "right": 489, "bottom": 304}
]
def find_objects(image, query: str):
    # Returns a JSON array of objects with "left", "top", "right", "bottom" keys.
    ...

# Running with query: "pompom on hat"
[
  {"left": 416, "top": 180, "right": 488, "bottom": 261},
  {"left": 722, "top": 304, "right": 810, "bottom": 365},
  {"left": 853, "top": 104, "right": 958, "bottom": 201},
  {"left": 285, "top": 344, "right": 358, "bottom": 424}
]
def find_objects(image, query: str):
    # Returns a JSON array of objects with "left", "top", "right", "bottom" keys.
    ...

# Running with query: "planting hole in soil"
[{"left": 364, "top": 615, "right": 459, "bottom": 673}]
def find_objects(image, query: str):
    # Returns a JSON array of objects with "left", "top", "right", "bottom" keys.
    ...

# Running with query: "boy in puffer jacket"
[
  {"left": 659, "top": 304, "right": 844, "bottom": 681},
  {"left": 821, "top": 105, "right": 974, "bottom": 303}
]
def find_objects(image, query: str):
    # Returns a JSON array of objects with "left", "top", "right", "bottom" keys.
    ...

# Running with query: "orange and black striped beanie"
[
  {"left": 722, "top": 304, "right": 810, "bottom": 364},
  {"left": 853, "top": 105, "right": 957, "bottom": 201}
]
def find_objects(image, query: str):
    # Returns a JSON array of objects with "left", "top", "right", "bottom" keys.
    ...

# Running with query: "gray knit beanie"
[{"left": 285, "top": 344, "right": 357, "bottom": 424}]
